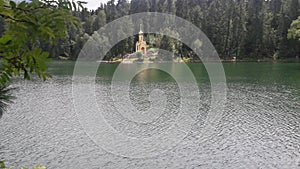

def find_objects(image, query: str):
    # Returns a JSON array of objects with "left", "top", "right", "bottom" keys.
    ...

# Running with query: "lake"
[{"left": 0, "top": 61, "right": 299, "bottom": 168}]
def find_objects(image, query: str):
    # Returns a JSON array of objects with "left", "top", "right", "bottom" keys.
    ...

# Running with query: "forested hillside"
[{"left": 1, "top": 0, "right": 299, "bottom": 61}]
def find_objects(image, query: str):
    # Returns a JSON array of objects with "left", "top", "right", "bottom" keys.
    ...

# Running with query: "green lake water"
[{"left": 48, "top": 61, "right": 300, "bottom": 94}]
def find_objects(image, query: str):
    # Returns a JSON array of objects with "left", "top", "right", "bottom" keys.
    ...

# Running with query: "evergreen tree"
[
  {"left": 159, "top": 35, "right": 174, "bottom": 60},
  {"left": 130, "top": 0, "right": 150, "bottom": 14},
  {"left": 4, "top": 0, "right": 296, "bottom": 61},
  {"left": 243, "top": 0, "right": 264, "bottom": 58},
  {"left": 261, "top": 0, "right": 276, "bottom": 58},
  {"left": 105, "top": 0, "right": 117, "bottom": 22},
  {"left": 116, "top": 0, "right": 130, "bottom": 17},
  {"left": 0, "top": 16, "right": 5, "bottom": 36},
  {"left": 92, "top": 10, "right": 106, "bottom": 32}
]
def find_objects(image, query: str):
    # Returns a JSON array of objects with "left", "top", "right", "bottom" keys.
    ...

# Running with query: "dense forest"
[{"left": 1, "top": 0, "right": 299, "bottom": 61}]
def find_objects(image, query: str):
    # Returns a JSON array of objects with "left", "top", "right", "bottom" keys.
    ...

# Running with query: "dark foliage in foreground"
[{"left": 0, "top": 86, "right": 15, "bottom": 119}]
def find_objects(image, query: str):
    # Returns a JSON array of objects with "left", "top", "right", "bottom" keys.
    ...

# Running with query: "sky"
[
  {"left": 14, "top": 0, "right": 110, "bottom": 10},
  {"left": 83, "top": 0, "right": 109, "bottom": 10}
]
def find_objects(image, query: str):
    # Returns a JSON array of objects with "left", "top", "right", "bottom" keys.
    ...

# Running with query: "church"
[{"left": 135, "top": 29, "right": 147, "bottom": 54}]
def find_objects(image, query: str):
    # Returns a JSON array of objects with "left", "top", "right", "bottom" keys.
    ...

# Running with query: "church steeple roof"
[{"left": 139, "top": 24, "right": 143, "bottom": 34}]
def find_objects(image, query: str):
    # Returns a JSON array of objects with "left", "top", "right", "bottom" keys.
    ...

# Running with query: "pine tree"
[
  {"left": 262, "top": 0, "right": 276, "bottom": 58},
  {"left": 92, "top": 10, "right": 106, "bottom": 32},
  {"left": 243, "top": 0, "right": 264, "bottom": 59},
  {"left": 130, "top": 0, "right": 150, "bottom": 14},
  {"left": 0, "top": 16, "right": 5, "bottom": 37}
]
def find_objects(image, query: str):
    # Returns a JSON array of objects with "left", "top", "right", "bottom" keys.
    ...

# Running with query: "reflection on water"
[{"left": 0, "top": 62, "right": 299, "bottom": 168}]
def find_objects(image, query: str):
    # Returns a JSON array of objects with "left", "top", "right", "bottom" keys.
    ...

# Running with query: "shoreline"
[
  {"left": 98, "top": 59, "right": 300, "bottom": 64},
  {"left": 54, "top": 58, "right": 300, "bottom": 63}
]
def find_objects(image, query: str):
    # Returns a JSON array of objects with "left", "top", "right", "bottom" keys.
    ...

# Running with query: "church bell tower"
[{"left": 136, "top": 25, "right": 147, "bottom": 54}]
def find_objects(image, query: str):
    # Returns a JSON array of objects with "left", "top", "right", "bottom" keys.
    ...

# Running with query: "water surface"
[{"left": 0, "top": 62, "right": 299, "bottom": 168}]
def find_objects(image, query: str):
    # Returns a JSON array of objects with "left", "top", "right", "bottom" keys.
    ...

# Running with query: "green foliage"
[
  {"left": 0, "top": 0, "right": 85, "bottom": 117},
  {"left": 119, "top": 0, "right": 299, "bottom": 60},
  {"left": 159, "top": 35, "right": 175, "bottom": 61},
  {"left": 0, "top": 160, "right": 46, "bottom": 169},
  {"left": 0, "top": 161, "right": 5, "bottom": 168},
  {"left": 182, "top": 57, "right": 190, "bottom": 63},
  {"left": 288, "top": 16, "right": 300, "bottom": 41},
  {"left": 0, "top": 0, "right": 298, "bottom": 87},
  {"left": 0, "top": 0, "right": 298, "bottom": 62},
  {"left": 0, "top": 86, "right": 15, "bottom": 118},
  {"left": 0, "top": 0, "right": 84, "bottom": 85}
]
